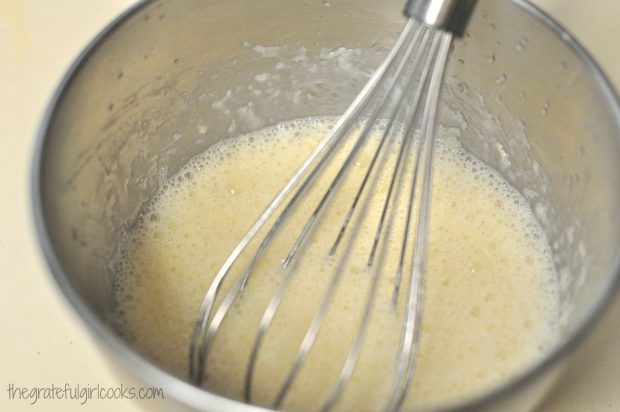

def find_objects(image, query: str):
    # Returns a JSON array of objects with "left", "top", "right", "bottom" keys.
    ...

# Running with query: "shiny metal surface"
[
  {"left": 188, "top": 19, "right": 454, "bottom": 411},
  {"left": 32, "top": 0, "right": 620, "bottom": 411},
  {"left": 404, "top": 0, "right": 477, "bottom": 35}
]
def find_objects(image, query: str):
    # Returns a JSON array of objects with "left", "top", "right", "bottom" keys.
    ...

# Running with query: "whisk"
[{"left": 189, "top": 0, "right": 476, "bottom": 410}]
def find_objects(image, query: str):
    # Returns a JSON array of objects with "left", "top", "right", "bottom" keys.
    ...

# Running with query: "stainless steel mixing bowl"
[{"left": 32, "top": 0, "right": 620, "bottom": 411}]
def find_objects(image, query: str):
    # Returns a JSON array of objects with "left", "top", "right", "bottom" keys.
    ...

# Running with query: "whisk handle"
[{"left": 404, "top": 0, "right": 477, "bottom": 36}]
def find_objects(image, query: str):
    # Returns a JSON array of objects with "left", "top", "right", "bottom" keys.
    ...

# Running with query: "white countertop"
[{"left": 1, "top": 1, "right": 619, "bottom": 411}]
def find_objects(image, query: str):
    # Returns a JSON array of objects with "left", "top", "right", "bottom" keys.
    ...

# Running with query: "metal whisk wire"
[
  {"left": 385, "top": 29, "right": 452, "bottom": 412},
  {"left": 189, "top": 0, "right": 476, "bottom": 410},
  {"left": 188, "top": 16, "right": 415, "bottom": 387}
]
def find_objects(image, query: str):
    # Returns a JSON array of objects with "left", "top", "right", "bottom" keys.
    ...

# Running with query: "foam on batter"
[{"left": 114, "top": 117, "right": 559, "bottom": 411}]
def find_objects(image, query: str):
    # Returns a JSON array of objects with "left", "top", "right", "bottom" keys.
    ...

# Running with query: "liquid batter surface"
[{"left": 114, "top": 117, "right": 559, "bottom": 411}]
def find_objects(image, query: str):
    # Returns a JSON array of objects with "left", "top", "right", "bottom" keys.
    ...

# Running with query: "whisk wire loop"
[
  {"left": 385, "top": 30, "right": 452, "bottom": 412},
  {"left": 320, "top": 24, "right": 437, "bottom": 412},
  {"left": 189, "top": 5, "right": 459, "bottom": 410},
  {"left": 270, "top": 25, "right": 440, "bottom": 409},
  {"left": 189, "top": 18, "right": 418, "bottom": 386}
]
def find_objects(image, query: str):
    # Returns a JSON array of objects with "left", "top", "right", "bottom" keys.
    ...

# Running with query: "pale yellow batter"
[{"left": 114, "top": 117, "right": 559, "bottom": 411}]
